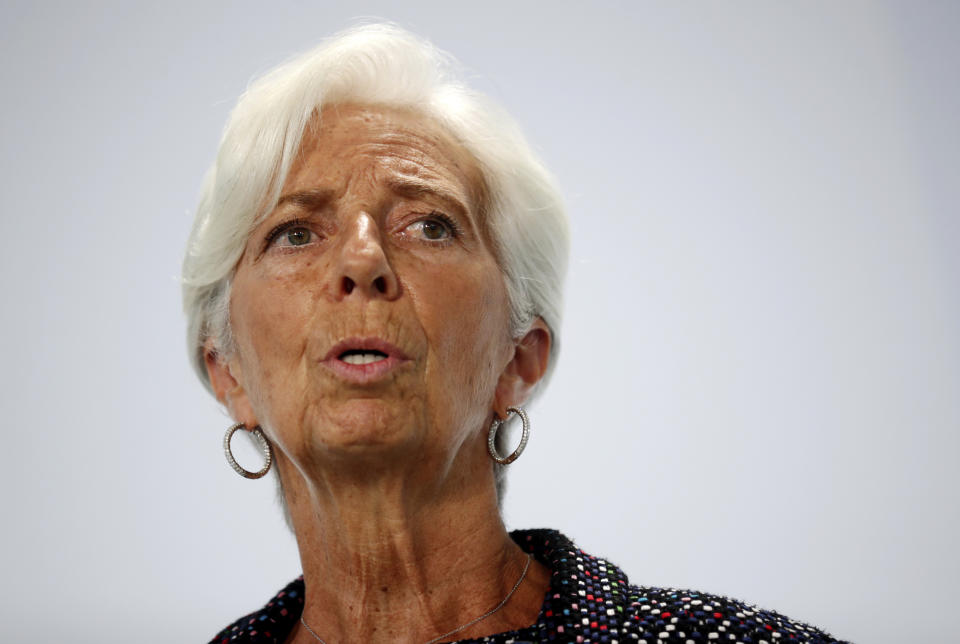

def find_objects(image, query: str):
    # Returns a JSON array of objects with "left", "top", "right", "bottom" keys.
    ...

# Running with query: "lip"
[{"left": 320, "top": 336, "right": 412, "bottom": 384}]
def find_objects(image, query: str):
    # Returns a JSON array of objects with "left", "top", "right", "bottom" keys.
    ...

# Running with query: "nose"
[{"left": 333, "top": 212, "right": 400, "bottom": 300}]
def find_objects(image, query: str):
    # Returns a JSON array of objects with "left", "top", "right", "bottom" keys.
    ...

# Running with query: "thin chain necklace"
[{"left": 299, "top": 553, "right": 533, "bottom": 644}]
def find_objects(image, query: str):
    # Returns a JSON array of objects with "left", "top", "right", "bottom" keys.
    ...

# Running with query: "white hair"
[{"left": 182, "top": 23, "right": 569, "bottom": 509}]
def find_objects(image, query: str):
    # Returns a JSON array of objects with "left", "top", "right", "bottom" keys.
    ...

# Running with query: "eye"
[
  {"left": 263, "top": 220, "right": 316, "bottom": 250},
  {"left": 281, "top": 227, "right": 313, "bottom": 246},
  {"left": 404, "top": 213, "right": 457, "bottom": 242}
]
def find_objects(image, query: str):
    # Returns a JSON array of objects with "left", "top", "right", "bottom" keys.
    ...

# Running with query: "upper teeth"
[{"left": 342, "top": 352, "right": 386, "bottom": 365}]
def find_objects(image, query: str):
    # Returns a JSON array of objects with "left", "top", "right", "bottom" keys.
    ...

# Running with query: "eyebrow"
[
  {"left": 274, "top": 188, "right": 336, "bottom": 211},
  {"left": 274, "top": 180, "right": 472, "bottom": 219},
  {"left": 386, "top": 177, "right": 470, "bottom": 216}
]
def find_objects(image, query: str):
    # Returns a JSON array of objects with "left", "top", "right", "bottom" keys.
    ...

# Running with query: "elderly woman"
[{"left": 184, "top": 25, "right": 844, "bottom": 644}]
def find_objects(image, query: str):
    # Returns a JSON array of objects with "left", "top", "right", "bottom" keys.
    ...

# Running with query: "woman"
[{"left": 183, "top": 24, "right": 845, "bottom": 644}]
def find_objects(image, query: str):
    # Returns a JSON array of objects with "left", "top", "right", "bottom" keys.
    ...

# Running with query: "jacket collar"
[{"left": 209, "top": 528, "right": 630, "bottom": 643}]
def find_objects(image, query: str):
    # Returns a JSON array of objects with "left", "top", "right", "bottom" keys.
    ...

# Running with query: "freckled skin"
[
  {"left": 226, "top": 105, "right": 513, "bottom": 487},
  {"left": 207, "top": 104, "right": 553, "bottom": 643}
]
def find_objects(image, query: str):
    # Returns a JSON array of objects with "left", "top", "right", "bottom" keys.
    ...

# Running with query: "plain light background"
[{"left": 2, "top": 2, "right": 957, "bottom": 643}]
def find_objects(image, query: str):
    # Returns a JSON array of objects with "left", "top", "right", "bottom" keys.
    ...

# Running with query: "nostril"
[
  {"left": 343, "top": 277, "right": 355, "bottom": 295},
  {"left": 373, "top": 276, "right": 387, "bottom": 293}
]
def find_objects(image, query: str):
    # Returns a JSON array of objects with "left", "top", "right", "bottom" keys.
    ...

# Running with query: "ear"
[
  {"left": 493, "top": 318, "right": 551, "bottom": 418},
  {"left": 203, "top": 339, "right": 259, "bottom": 427}
]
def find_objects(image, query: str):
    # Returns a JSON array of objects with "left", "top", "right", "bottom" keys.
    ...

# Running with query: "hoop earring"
[
  {"left": 223, "top": 423, "right": 273, "bottom": 479},
  {"left": 487, "top": 406, "right": 530, "bottom": 465}
]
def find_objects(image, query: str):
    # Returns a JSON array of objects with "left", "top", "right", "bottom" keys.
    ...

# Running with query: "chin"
[{"left": 308, "top": 397, "right": 424, "bottom": 454}]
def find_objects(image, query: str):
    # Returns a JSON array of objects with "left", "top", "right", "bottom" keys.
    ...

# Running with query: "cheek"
[
  {"left": 233, "top": 256, "right": 328, "bottom": 343},
  {"left": 229, "top": 265, "right": 322, "bottom": 406},
  {"left": 415, "top": 260, "right": 512, "bottom": 393}
]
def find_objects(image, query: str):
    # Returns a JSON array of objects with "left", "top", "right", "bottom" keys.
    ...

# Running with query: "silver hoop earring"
[
  {"left": 487, "top": 406, "right": 530, "bottom": 465},
  {"left": 223, "top": 423, "right": 273, "bottom": 479}
]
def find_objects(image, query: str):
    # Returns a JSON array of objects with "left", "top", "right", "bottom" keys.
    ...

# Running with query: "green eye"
[
  {"left": 420, "top": 220, "right": 448, "bottom": 240},
  {"left": 285, "top": 227, "right": 312, "bottom": 246}
]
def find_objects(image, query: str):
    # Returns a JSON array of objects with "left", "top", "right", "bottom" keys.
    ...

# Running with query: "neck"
[{"left": 278, "top": 434, "right": 549, "bottom": 644}]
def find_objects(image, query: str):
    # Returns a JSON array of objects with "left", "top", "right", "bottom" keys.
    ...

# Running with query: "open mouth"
[
  {"left": 322, "top": 338, "right": 410, "bottom": 383},
  {"left": 338, "top": 349, "right": 389, "bottom": 365}
]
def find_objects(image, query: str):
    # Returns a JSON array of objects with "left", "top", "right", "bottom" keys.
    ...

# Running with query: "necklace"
[{"left": 299, "top": 553, "right": 533, "bottom": 644}]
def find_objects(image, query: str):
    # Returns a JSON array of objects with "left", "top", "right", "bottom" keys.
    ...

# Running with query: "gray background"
[{"left": 2, "top": 2, "right": 957, "bottom": 643}]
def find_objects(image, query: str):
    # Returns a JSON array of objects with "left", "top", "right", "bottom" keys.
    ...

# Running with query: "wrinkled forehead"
[{"left": 286, "top": 103, "right": 490, "bottom": 225}]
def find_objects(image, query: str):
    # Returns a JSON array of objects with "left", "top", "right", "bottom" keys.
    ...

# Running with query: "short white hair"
[{"left": 182, "top": 23, "right": 569, "bottom": 506}]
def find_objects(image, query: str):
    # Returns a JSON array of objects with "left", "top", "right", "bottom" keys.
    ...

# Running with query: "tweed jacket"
[{"left": 210, "top": 529, "right": 847, "bottom": 643}]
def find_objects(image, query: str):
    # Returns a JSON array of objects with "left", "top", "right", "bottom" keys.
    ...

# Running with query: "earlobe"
[
  {"left": 203, "top": 341, "right": 258, "bottom": 427},
  {"left": 493, "top": 318, "right": 551, "bottom": 417}
]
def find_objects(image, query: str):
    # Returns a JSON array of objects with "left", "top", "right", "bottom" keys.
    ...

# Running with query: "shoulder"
[
  {"left": 622, "top": 585, "right": 848, "bottom": 643},
  {"left": 208, "top": 576, "right": 304, "bottom": 644},
  {"left": 512, "top": 529, "right": 848, "bottom": 644}
]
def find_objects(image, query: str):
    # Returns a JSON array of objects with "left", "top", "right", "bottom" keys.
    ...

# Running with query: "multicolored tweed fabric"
[{"left": 210, "top": 529, "right": 847, "bottom": 643}]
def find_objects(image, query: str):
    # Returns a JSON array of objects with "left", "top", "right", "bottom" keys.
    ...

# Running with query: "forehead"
[{"left": 282, "top": 104, "right": 487, "bottom": 214}]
